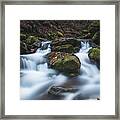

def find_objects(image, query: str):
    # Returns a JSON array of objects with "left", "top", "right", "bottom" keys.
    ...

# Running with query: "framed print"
[{"left": 0, "top": 0, "right": 120, "bottom": 119}]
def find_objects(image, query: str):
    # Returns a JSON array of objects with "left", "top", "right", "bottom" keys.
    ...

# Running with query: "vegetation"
[
  {"left": 47, "top": 52, "right": 81, "bottom": 76},
  {"left": 88, "top": 48, "right": 100, "bottom": 68}
]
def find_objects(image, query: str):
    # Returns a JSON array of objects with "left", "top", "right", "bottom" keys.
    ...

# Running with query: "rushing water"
[{"left": 20, "top": 40, "right": 100, "bottom": 100}]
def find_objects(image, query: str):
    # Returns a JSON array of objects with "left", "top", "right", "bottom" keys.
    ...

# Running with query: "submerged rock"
[
  {"left": 47, "top": 52, "right": 81, "bottom": 76},
  {"left": 73, "top": 93, "right": 90, "bottom": 100},
  {"left": 88, "top": 48, "right": 100, "bottom": 68},
  {"left": 48, "top": 86, "right": 78, "bottom": 96}
]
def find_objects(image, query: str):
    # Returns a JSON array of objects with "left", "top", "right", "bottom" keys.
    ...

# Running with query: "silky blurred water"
[{"left": 20, "top": 40, "right": 100, "bottom": 100}]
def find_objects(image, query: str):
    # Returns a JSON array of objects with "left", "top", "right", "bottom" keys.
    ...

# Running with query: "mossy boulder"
[
  {"left": 52, "top": 44, "right": 75, "bottom": 53},
  {"left": 48, "top": 86, "right": 78, "bottom": 96},
  {"left": 25, "top": 36, "right": 39, "bottom": 45},
  {"left": 20, "top": 41, "right": 29, "bottom": 54},
  {"left": 51, "top": 38, "right": 81, "bottom": 53},
  {"left": 79, "top": 30, "right": 91, "bottom": 39},
  {"left": 20, "top": 34, "right": 28, "bottom": 41},
  {"left": 92, "top": 31, "right": 100, "bottom": 46},
  {"left": 20, "top": 35, "right": 42, "bottom": 54},
  {"left": 47, "top": 52, "right": 81, "bottom": 76},
  {"left": 48, "top": 32, "right": 57, "bottom": 40},
  {"left": 88, "top": 48, "right": 100, "bottom": 68}
]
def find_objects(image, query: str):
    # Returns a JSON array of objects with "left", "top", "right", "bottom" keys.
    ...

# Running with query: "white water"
[{"left": 20, "top": 40, "right": 100, "bottom": 100}]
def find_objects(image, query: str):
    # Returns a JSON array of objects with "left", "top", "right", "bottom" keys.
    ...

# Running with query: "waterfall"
[
  {"left": 64, "top": 41, "right": 100, "bottom": 100},
  {"left": 20, "top": 57, "right": 36, "bottom": 70},
  {"left": 36, "top": 41, "right": 51, "bottom": 53},
  {"left": 20, "top": 40, "right": 100, "bottom": 100},
  {"left": 80, "top": 41, "right": 92, "bottom": 53}
]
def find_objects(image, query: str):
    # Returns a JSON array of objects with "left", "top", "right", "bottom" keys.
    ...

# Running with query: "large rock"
[
  {"left": 20, "top": 35, "right": 41, "bottom": 54},
  {"left": 47, "top": 52, "right": 81, "bottom": 76},
  {"left": 20, "top": 41, "right": 29, "bottom": 54},
  {"left": 25, "top": 36, "right": 39, "bottom": 45},
  {"left": 20, "top": 34, "right": 27, "bottom": 41},
  {"left": 88, "top": 48, "right": 100, "bottom": 68},
  {"left": 51, "top": 38, "right": 81, "bottom": 53},
  {"left": 92, "top": 31, "right": 100, "bottom": 46},
  {"left": 79, "top": 30, "right": 91, "bottom": 39},
  {"left": 52, "top": 44, "right": 75, "bottom": 53},
  {"left": 48, "top": 86, "right": 78, "bottom": 96}
]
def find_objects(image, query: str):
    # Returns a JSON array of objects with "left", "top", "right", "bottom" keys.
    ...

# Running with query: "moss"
[
  {"left": 51, "top": 38, "right": 81, "bottom": 53},
  {"left": 54, "top": 59, "right": 63, "bottom": 70},
  {"left": 53, "top": 44, "right": 74, "bottom": 53},
  {"left": 88, "top": 48, "right": 100, "bottom": 67},
  {"left": 74, "top": 47, "right": 80, "bottom": 53},
  {"left": 82, "top": 29, "right": 89, "bottom": 33},
  {"left": 26, "top": 36, "right": 39, "bottom": 45},
  {"left": 48, "top": 32, "right": 57, "bottom": 40},
  {"left": 57, "top": 31, "right": 64, "bottom": 37},
  {"left": 48, "top": 52, "right": 81, "bottom": 76},
  {"left": 47, "top": 31, "right": 64, "bottom": 40},
  {"left": 90, "top": 21, "right": 100, "bottom": 27},
  {"left": 79, "top": 30, "right": 91, "bottom": 39},
  {"left": 63, "top": 55, "right": 80, "bottom": 66},
  {"left": 20, "top": 34, "right": 27, "bottom": 41},
  {"left": 88, "top": 21, "right": 100, "bottom": 37},
  {"left": 92, "top": 32, "right": 100, "bottom": 46},
  {"left": 20, "top": 42, "right": 28, "bottom": 54}
]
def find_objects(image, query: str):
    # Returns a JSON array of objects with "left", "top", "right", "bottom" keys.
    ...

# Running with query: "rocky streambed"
[
  {"left": 20, "top": 20, "right": 100, "bottom": 100},
  {"left": 20, "top": 38, "right": 100, "bottom": 100}
]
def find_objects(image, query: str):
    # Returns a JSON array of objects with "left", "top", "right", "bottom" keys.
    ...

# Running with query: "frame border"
[{"left": 0, "top": 0, "right": 119, "bottom": 119}]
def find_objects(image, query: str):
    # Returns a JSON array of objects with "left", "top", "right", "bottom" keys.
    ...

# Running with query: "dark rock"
[
  {"left": 20, "top": 34, "right": 27, "bottom": 41},
  {"left": 79, "top": 21, "right": 100, "bottom": 39},
  {"left": 97, "top": 97, "right": 100, "bottom": 100},
  {"left": 51, "top": 38, "right": 81, "bottom": 53},
  {"left": 47, "top": 52, "right": 81, "bottom": 76},
  {"left": 20, "top": 42, "right": 29, "bottom": 54},
  {"left": 89, "top": 42, "right": 100, "bottom": 48},
  {"left": 52, "top": 44, "right": 75, "bottom": 53},
  {"left": 73, "top": 93, "right": 90, "bottom": 100},
  {"left": 38, "top": 38, "right": 47, "bottom": 41},
  {"left": 20, "top": 20, "right": 94, "bottom": 39},
  {"left": 48, "top": 86, "right": 78, "bottom": 96},
  {"left": 80, "top": 32, "right": 91, "bottom": 39},
  {"left": 25, "top": 36, "right": 39, "bottom": 45},
  {"left": 88, "top": 21, "right": 100, "bottom": 37},
  {"left": 52, "top": 38, "right": 81, "bottom": 47},
  {"left": 41, "top": 42, "right": 50, "bottom": 50},
  {"left": 92, "top": 31, "right": 100, "bottom": 46},
  {"left": 32, "top": 41, "right": 41, "bottom": 49},
  {"left": 20, "top": 35, "right": 42, "bottom": 54}
]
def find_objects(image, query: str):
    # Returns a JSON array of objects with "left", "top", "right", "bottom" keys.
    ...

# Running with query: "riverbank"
[{"left": 20, "top": 20, "right": 100, "bottom": 54}]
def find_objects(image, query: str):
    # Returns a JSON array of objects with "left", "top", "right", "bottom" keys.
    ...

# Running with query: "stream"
[{"left": 20, "top": 40, "right": 100, "bottom": 100}]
